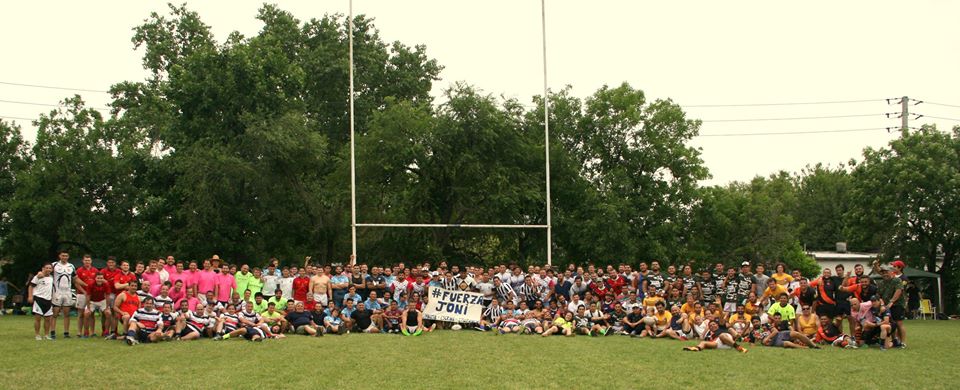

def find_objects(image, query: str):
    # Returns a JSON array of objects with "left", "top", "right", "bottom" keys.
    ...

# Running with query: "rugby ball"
[
  {"left": 642, "top": 317, "right": 657, "bottom": 327},
  {"left": 451, "top": 324, "right": 462, "bottom": 331}
]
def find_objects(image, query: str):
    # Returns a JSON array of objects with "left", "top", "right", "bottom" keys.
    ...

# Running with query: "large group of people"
[{"left": 26, "top": 251, "right": 911, "bottom": 352}]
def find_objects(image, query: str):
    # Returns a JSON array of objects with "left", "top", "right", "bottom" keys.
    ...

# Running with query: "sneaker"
[
  {"left": 212, "top": 335, "right": 223, "bottom": 341},
  {"left": 35, "top": 335, "right": 43, "bottom": 341},
  {"left": 63, "top": 333, "right": 71, "bottom": 339},
  {"left": 844, "top": 343, "right": 857, "bottom": 349},
  {"left": 124, "top": 336, "right": 138, "bottom": 346},
  {"left": 879, "top": 345, "right": 887, "bottom": 351},
  {"left": 44, "top": 335, "right": 54, "bottom": 340},
  {"left": 736, "top": 345, "right": 748, "bottom": 353},
  {"left": 899, "top": 343, "right": 906, "bottom": 349},
  {"left": 104, "top": 334, "right": 115, "bottom": 340}
]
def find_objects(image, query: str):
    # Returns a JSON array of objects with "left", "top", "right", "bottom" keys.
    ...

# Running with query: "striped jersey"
[
  {"left": 484, "top": 305, "right": 504, "bottom": 322},
  {"left": 219, "top": 312, "right": 240, "bottom": 332},
  {"left": 132, "top": 308, "right": 162, "bottom": 332},
  {"left": 239, "top": 309, "right": 261, "bottom": 325}
]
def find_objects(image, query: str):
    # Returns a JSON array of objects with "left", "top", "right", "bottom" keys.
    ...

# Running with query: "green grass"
[{"left": 0, "top": 316, "right": 957, "bottom": 389}]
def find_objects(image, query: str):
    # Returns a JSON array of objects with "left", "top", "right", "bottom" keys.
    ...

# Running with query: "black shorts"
[
  {"left": 835, "top": 301, "right": 851, "bottom": 317},
  {"left": 243, "top": 326, "right": 265, "bottom": 340},
  {"left": 816, "top": 303, "right": 836, "bottom": 318},
  {"left": 136, "top": 329, "right": 153, "bottom": 343},
  {"left": 181, "top": 325, "right": 203, "bottom": 337},
  {"left": 890, "top": 306, "right": 906, "bottom": 321}
]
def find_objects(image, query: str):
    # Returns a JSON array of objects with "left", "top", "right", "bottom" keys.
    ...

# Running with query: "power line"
[
  {"left": 0, "top": 99, "right": 109, "bottom": 111},
  {"left": 913, "top": 99, "right": 960, "bottom": 109},
  {"left": 0, "top": 115, "right": 36, "bottom": 122},
  {"left": 685, "top": 99, "right": 880, "bottom": 108},
  {"left": 920, "top": 115, "right": 960, "bottom": 122},
  {"left": 697, "top": 127, "right": 892, "bottom": 137},
  {"left": 0, "top": 81, "right": 109, "bottom": 94},
  {"left": 701, "top": 113, "right": 881, "bottom": 123}
]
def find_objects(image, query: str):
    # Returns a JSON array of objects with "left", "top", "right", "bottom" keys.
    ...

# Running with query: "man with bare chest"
[{"left": 308, "top": 267, "right": 332, "bottom": 307}]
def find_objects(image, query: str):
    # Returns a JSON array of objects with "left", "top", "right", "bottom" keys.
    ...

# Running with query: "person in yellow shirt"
[
  {"left": 541, "top": 311, "right": 574, "bottom": 337},
  {"left": 771, "top": 263, "right": 794, "bottom": 286},
  {"left": 795, "top": 305, "right": 818, "bottom": 338},
  {"left": 761, "top": 278, "right": 788, "bottom": 303},
  {"left": 726, "top": 305, "right": 752, "bottom": 338},
  {"left": 642, "top": 286, "right": 664, "bottom": 308}
]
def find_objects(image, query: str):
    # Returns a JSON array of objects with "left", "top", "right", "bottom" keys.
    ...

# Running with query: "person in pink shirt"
[
  {"left": 215, "top": 264, "right": 236, "bottom": 304},
  {"left": 185, "top": 261, "right": 200, "bottom": 291},
  {"left": 169, "top": 280, "right": 186, "bottom": 302},
  {"left": 163, "top": 255, "right": 177, "bottom": 276},
  {"left": 141, "top": 261, "right": 163, "bottom": 296},
  {"left": 197, "top": 259, "right": 217, "bottom": 295},
  {"left": 168, "top": 262, "right": 187, "bottom": 287},
  {"left": 175, "top": 286, "right": 201, "bottom": 312}
]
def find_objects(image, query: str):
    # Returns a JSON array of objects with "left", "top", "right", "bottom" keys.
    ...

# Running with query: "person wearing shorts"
[
  {"left": 74, "top": 255, "right": 97, "bottom": 337},
  {"left": 350, "top": 302, "right": 379, "bottom": 333},
  {"left": 29, "top": 265, "right": 55, "bottom": 340},
  {"left": 284, "top": 302, "right": 320, "bottom": 336},
  {"left": 51, "top": 251, "right": 80, "bottom": 338},
  {"left": 124, "top": 297, "right": 163, "bottom": 345},
  {"left": 84, "top": 273, "right": 112, "bottom": 337},
  {"left": 401, "top": 305, "right": 424, "bottom": 336},
  {"left": 682, "top": 320, "right": 747, "bottom": 352}
]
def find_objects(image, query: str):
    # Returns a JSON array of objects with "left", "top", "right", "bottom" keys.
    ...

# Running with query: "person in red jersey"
[
  {"left": 111, "top": 281, "right": 141, "bottom": 340},
  {"left": 83, "top": 273, "right": 112, "bottom": 338},
  {"left": 293, "top": 269, "right": 310, "bottom": 303},
  {"left": 74, "top": 254, "right": 98, "bottom": 337}
]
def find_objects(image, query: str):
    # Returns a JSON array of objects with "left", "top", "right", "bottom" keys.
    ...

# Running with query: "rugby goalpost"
[{"left": 347, "top": 0, "right": 553, "bottom": 265}]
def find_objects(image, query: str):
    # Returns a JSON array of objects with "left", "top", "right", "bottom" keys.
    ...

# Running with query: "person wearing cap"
[
  {"left": 877, "top": 264, "right": 907, "bottom": 348},
  {"left": 735, "top": 262, "right": 754, "bottom": 311}
]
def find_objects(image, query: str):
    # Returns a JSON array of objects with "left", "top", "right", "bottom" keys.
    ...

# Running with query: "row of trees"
[{"left": 0, "top": 4, "right": 956, "bottom": 311}]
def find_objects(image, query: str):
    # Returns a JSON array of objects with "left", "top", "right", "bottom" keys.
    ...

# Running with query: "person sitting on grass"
[
  {"left": 682, "top": 319, "right": 747, "bottom": 353},
  {"left": 622, "top": 305, "right": 643, "bottom": 336},
  {"left": 815, "top": 315, "right": 856, "bottom": 348},
  {"left": 284, "top": 301, "right": 320, "bottom": 337},
  {"left": 382, "top": 300, "right": 403, "bottom": 334},
  {"left": 657, "top": 305, "right": 690, "bottom": 340},
  {"left": 520, "top": 311, "right": 543, "bottom": 334},
  {"left": 498, "top": 311, "right": 522, "bottom": 334},
  {"left": 542, "top": 311, "right": 575, "bottom": 337},
  {"left": 324, "top": 308, "right": 345, "bottom": 335},
  {"left": 124, "top": 297, "right": 164, "bottom": 346},
  {"left": 401, "top": 304, "right": 424, "bottom": 336},
  {"left": 763, "top": 312, "right": 820, "bottom": 349}
]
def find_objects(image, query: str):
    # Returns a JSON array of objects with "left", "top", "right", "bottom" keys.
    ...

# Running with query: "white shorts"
[
  {"left": 106, "top": 293, "right": 116, "bottom": 308},
  {"left": 75, "top": 294, "right": 88, "bottom": 309},
  {"left": 52, "top": 291, "right": 76, "bottom": 307},
  {"left": 717, "top": 342, "right": 732, "bottom": 350},
  {"left": 723, "top": 302, "right": 738, "bottom": 313},
  {"left": 87, "top": 300, "right": 108, "bottom": 313},
  {"left": 362, "top": 324, "right": 378, "bottom": 333},
  {"left": 312, "top": 293, "right": 328, "bottom": 306}
]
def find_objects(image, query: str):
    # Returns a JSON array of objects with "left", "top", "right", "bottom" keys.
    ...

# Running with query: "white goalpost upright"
[{"left": 347, "top": 0, "right": 553, "bottom": 265}]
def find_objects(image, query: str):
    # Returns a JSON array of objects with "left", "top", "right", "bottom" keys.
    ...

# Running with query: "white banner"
[{"left": 423, "top": 287, "right": 485, "bottom": 323}]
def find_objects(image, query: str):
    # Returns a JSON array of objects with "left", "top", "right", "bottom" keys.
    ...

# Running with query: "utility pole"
[{"left": 901, "top": 96, "right": 909, "bottom": 130}]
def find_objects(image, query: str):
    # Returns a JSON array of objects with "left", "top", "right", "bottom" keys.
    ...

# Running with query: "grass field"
[{"left": 0, "top": 316, "right": 957, "bottom": 389}]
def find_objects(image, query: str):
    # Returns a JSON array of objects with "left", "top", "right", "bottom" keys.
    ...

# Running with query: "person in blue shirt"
[
  {"left": 323, "top": 308, "right": 345, "bottom": 335},
  {"left": 330, "top": 268, "right": 350, "bottom": 309},
  {"left": 340, "top": 299, "right": 356, "bottom": 329},
  {"left": 342, "top": 286, "right": 362, "bottom": 307},
  {"left": 363, "top": 291, "right": 383, "bottom": 311}
]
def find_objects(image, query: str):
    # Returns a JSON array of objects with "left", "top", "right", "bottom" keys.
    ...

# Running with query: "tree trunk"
[{"left": 939, "top": 248, "right": 955, "bottom": 314}]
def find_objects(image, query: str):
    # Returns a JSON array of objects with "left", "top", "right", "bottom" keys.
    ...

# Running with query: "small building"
[{"left": 806, "top": 250, "right": 879, "bottom": 274}]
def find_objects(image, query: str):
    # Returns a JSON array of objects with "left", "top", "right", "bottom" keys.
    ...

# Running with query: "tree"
[
  {"left": 685, "top": 173, "right": 820, "bottom": 276},
  {"left": 847, "top": 125, "right": 960, "bottom": 313},
  {"left": 795, "top": 164, "right": 853, "bottom": 251}
]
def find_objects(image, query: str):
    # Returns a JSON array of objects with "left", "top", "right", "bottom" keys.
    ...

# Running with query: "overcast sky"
[{"left": 2, "top": 1, "right": 958, "bottom": 185}]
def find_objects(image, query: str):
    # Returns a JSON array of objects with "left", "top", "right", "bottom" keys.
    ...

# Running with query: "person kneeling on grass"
[
  {"left": 124, "top": 297, "right": 164, "bottom": 346},
  {"left": 542, "top": 311, "right": 575, "bottom": 337},
  {"left": 682, "top": 320, "right": 747, "bottom": 353},
  {"left": 401, "top": 305, "right": 424, "bottom": 336},
  {"left": 382, "top": 301, "right": 403, "bottom": 334}
]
